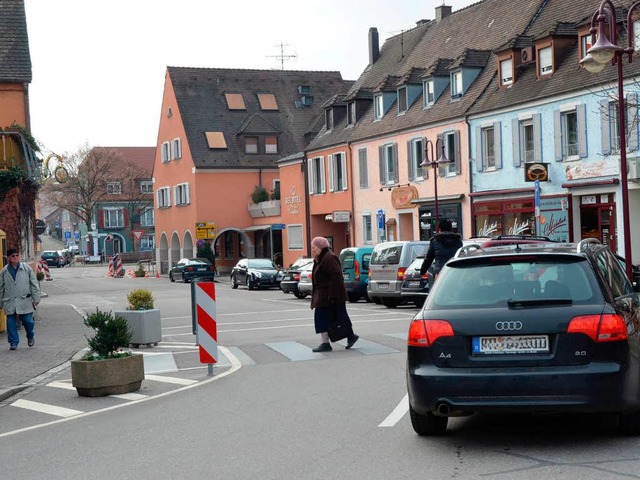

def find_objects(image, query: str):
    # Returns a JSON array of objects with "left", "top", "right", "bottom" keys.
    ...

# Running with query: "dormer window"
[
  {"left": 499, "top": 58, "right": 513, "bottom": 86},
  {"left": 451, "top": 71, "right": 463, "bottom": 98},
  {"left": 580, "top": 34, "right": 592, "bottom": 60},
  {"left": 374, "top": 94, "right": 384, "bottom": 120},
  {"left": 424, "top": 80, "right": 435, "bottom": 106},
  {"left": 348, "top": 102, "right": 356, "bottom": 125},
  {"left": 325, "top": 109, "right": 334, "bottom": 130},
  {"left": 538, "top": 46, "right": 553, "bottom": 76},
  {"left": 397, "top": 86, "right": 408, "bottom": 114}
]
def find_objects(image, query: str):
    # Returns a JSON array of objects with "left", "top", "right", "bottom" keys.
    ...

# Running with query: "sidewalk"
[{"left": 0, "top": 303, "right": 90, "bottom": 401}]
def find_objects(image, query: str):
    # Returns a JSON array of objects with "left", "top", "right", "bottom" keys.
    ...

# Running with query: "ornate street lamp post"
[
  {"left": 421, "top": 138, "right": 450, "bottom": 233},
  {"left": 580, "top": 0, "right": 638, "bottom": 280}
]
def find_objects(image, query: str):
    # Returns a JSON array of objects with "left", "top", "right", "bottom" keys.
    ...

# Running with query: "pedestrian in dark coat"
[
  {"left": 309, "top": 236, "right": 359, "bottom": 352},
  {"left": 0, "top": 248, "right": 41, "bottom": 350},
  {"left": 420, "top": 219, "right": 463, "bottom": 277}
]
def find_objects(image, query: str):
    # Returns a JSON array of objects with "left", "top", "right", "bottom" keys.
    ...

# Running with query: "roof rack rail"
[
  {"left": 455, "top": 243, "right": 483, "bottom": 258},
  {"left": 577, "top": 238, "right": 601, "bottom": 252}
]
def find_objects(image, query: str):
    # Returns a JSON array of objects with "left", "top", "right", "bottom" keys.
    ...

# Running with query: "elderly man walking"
[{"left": 0, "top": 248, "right": 41, "bottom": 350}]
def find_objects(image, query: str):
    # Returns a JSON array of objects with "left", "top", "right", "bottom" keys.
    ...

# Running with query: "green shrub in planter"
[
  {"left": 251, "top": 185, "right": 269, "bottom": 204},
  {"left": 135, "top": 263, "right": 146, "bottom": 277},
  {"left": 84, "top": 309, "right": 132, "bottom": 359},
  {"left": 127, "top": 288, "right": 154, "bottom": 310}
]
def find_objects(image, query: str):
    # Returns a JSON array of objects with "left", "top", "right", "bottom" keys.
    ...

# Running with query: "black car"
[
  {"left": 407, "top": 238, "right": 640, "bottom": 436},
  {"left": 280, "top": 257, "right": 314, "bottom": 298},
  {"left": 41, "top": 250, "right": 64, "bottom": 268},
  {"left": 400, "top": 256, "right": 430, "bottom": 307},
  {"left": 230, "top": 258, "right": 282, "bottom": 290},
  {"left": 169, "top": 258, "right": 216, "bottom": 283}
]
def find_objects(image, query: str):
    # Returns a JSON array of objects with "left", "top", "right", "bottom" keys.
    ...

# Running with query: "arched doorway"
[
  {"left": 183, "top": 231, "right": 194, "bottom": 258},
  {"left": 158, "top": 232, "right": 169, "bottom": 274},
  {"left": 170, "top": 231, "right": 181, "bottom": 266}
]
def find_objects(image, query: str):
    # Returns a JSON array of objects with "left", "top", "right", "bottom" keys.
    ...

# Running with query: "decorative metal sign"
[{"left": 524, "top": 162, "right": 549, "bottom": 182}]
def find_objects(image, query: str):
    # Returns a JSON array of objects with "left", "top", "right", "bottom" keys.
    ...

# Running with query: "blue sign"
[
  {"left": 74, "top": 232, "right": 80, "bottom": 240},
  {"left": 271, "top": 223, "right": 285, "bottom": 230},
  {"left": 64, "top": 231, "right": 71, "bottom": 239},
  {"left": 377, "top": 209, "right": 385, "bottom": 229}
]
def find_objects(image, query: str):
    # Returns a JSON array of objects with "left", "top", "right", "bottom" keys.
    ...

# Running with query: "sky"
[{"left": 24, "top": 0, "right": 476, "bottom": 158}]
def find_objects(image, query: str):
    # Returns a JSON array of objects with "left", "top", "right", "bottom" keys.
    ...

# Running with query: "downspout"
[
  {"left": 23, "top": 83, "right": 31, "bottom": 131},
  {"left": 303, "top": 153, "right": 311, "bottom": 257},
  {"left": 347, "top": 141, "right": 355, "bottom": 247},
  {"left": 465, "top": 117, "right": 474, "bottom": 237}
]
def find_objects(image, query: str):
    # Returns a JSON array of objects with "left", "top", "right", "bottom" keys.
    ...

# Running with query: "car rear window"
[
  {"left": 290, "top": 258, "right": 312, "bottom": 270},
  {"left": 339, "top": 251, "right": 355, "bottom": 269},
  {"left": 371, "top": 245, "right": 403, "bottom": 265},
  {"left": 430, "top": 257, "right": 598, "bottom": 307}
]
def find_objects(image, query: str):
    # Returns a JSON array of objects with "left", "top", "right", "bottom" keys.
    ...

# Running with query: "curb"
[{"left": 0, "top": 385, "right": 28, "bottom": 402}]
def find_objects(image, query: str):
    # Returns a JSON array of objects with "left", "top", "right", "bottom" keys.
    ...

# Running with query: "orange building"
[{"left": 153, "top": 67, "right": 351, "bottom": 274}]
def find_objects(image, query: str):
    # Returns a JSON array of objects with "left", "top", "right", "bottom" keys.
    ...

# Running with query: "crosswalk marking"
[
  {"left": 265, "top": 341, "right": 327, "bottom": 361},
  {"left": 11, "top": 399, "right": 83, "bottom": 418},
  {"left": 336, "top": 338, "right": 399, "bottom": 355},
  {"left": 110, "top": 393, "right": 148, "bottom": 400},
  {"left": 47, "top": 380, "right": 75, "bottom": 391},
  {"left": 145, "top": 374, "right": 197, "bottom": 386}
]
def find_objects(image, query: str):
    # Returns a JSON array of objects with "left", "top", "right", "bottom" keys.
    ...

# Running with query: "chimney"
[
  {"left": 436, "top": 5, "right": 452, "bottom": 21},
  {"left": 369, "top": 27, "right": 380, "bottom": 65}
]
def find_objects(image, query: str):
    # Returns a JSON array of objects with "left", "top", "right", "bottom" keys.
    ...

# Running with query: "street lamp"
[
  {"left": 420, "top": 138, "right": 449, "bottom": 233},
  {"left": 579, "top": 0, "right": 637, "bottom": 280}
]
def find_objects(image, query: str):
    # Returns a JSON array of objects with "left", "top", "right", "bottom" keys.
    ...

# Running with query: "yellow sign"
[{"left": 196, "top": 222, "right": 217, "bottom": 240}]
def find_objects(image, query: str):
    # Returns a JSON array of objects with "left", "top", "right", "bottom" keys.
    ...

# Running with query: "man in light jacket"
[{"left": 0, "top": 248, "right": 41, "bottom": 350}]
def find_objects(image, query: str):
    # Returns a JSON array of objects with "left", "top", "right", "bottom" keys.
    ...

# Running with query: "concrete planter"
[
  {"left": 114, "top": 309, "right": 162, "bottom": 347},
  {"left": 71, "top": 354, "right": 144, "bottom": 397},
  {"left": 248, "top": 200, "right": 280, "bottom": 218}
]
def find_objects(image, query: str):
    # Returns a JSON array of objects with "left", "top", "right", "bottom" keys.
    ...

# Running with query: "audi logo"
[{"left": 495, "top": 321, "right": 523, "bottom": 331}]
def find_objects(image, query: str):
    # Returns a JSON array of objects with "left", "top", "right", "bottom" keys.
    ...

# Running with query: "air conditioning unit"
[
  {"left": 520, "top": 47, "right": 533, "bottom": 63},
  {"left": 628, "top": 157, "right": 640, "bottom": 181}
]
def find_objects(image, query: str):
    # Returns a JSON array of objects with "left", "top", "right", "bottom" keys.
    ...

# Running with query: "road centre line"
[{"left": 378, "top": 394, "right": 409, "bottom": 427}]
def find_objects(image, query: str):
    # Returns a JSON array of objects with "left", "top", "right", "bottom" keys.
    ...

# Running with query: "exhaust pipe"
[{"left": 436, "top": 402, "right": 450, "bottom": 416}]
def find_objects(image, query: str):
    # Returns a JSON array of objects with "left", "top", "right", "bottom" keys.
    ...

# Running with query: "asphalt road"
[{"left": 1, "top": 266, "right": 639, "bottom": 479}]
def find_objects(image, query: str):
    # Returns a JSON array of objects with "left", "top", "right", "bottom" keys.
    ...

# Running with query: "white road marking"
[
  {"left": 11, "top": 399, "right": 83, "bottom": 418},
  {"left": 145, "top": 374, "right": 198, "bottom": 386},
  {"left": 379, "top": 394, "right": 409, "bottom": 427},
  {"left": 47, "top": 381, "right": 75, "bottom": 391},
  {"left": 110, "top": 393, "right": 148, "bottom": 400},
  {"left": 0, "top": 346, "right": 242, "bottom": 439}
]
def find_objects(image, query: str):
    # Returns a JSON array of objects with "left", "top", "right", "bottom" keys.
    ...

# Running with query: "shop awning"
[
  {"left": 411, "top": 193, "right": 465, "bottom": 205},
  {"left": 241, "top": 225, "right": 271, "bottom": 232}
]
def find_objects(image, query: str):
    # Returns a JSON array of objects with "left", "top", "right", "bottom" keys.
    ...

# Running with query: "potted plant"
[
  {"left": 114, "top": 288, "right": 162, "bottom": 347},
  {"left": 248, "top": 184, "right": 281, "bottom": 217},
  {"left": 71, "top": 308, "right": 144, "bottom": 397},
  {"left": 135, "top": 262, "right": 146, "bottom": 277}
]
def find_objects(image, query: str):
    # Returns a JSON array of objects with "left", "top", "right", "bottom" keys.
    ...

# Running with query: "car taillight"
[
  {"left": 368, "top": 270, "right": 372, "bottom": 280},
  {"left": 421, "top": 272, "right": 430, "bottom": 280},
  {"left": 354, "top": 260, "right": 360, "bottom": 281},
  {"left": 186, "top": 266, "right": 194, "bottom": 272},
  {"left": 210, "top": 266, "right": 216, "bottom": 272},
  {"left": 397, "top": 267, "right": 406, "bottom": 281},
  {"left": 293, "top": 273, "right": 300, "bottom": 281},
  {"left": 567, "top": 314, "right": 628, "bottom": 342},
  {"left": 407, "top": 319, "right": 454, "bottom": 347}
]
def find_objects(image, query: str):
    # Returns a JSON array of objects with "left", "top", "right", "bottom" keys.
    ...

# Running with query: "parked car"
[
  {"left": 280, "top": 257, "right": 314, "bottom": 298},
  {"left": 296, "top": 262, "right": 314, "bottom": 297},
  {"left": 169, "top": 258, "right": 216, "bottom": 283},
  {"left": 400, "top": 256, "right": 431, "bottom": 308},
  {"left": 339, "top": 246, "right": 374, "bottom": 303},
  {"left": 230, "top": 258, "right": 282, "bottom": 290},
  {"left": 59, "top": 249, "right": 72, "bottom": 266},
  {"left": 480, "top": 234, "right": 554, "bottom": 248},
  {"left": 615, "top": 254, "right": 640, "bottom": 287},
  {"left": 41, "top": 250, "right": 64, "bottom": 268},
  {"left": 406, "top": 238, "right": 640, "bottom": 436},
  {"left": 368, "top": 240, "right": 429, "bottom": 308}
]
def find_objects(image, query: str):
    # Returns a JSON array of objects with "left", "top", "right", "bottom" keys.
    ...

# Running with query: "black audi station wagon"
[{"left": 406, "top": 239, "right": 640, "bottom": 436}]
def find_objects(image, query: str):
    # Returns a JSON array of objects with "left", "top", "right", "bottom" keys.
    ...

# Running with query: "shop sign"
[
  {"left": 536, "top": 197, "right": 569, "bottom": 242},
  {"left": 391, "top": 186, "right": 418, "bottom": 209},
  {"left": 284, "top": 186, "right": 302, "bottom": 215},
  {"left": 566, "top": 158, "right": 618, "bottom": 180},
  {"left": 196, "top": 221, "right": 217, "bottom": 239},
  {"left": 524, "top": 163, "right": 549, "bottom": 182},
  {"left": 332, "top": 211, "right": 350, "bottom": 223}
]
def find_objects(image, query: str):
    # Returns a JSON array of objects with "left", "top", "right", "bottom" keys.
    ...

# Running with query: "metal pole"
[
  {"left": 433, "top": 162, "right": 440, "bottom": 233},
  {"left": 616, "top": 53, "right": 634, "bottom": 280}
]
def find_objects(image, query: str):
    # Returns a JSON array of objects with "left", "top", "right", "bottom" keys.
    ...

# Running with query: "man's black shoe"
[
  {"left": 9, "top": 345, "right": 17, "bottom": 350},
  {"left": 28, "top": 337, "right": 34, "bottom": 347},
  {"left": 346, "top": 335, "right": 359, "bottom": 349},
  {"left": 312, "top": 343, "right": 332, "bottom": 352}
]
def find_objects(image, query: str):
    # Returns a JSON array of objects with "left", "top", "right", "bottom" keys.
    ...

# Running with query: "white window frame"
[
  {"left": 519, "top": 120, "right": 535, "bottom": 162},
  {"left": 362, "top": 214, "right": 373, "bottom": 244},
  {"left": 581, "top": 34, "right": 592, "bottom": 60},
  {"left": 107, "top": 181, "right": 122, "bottom": 195},
  {"left": 374, "top": 94, "right": 384, "bottom": 120},
  {"left": 451, "top": 71, "right": 463, "bottom": 98},
  {"left": 500, "top": 58, "right": 513, "bottom": 86},
  {"left": 157, "top": 186, "right": 171, "bottom": 208},
  {"left": 424, "top": 80, "right": 435, "bottom": 106},
  {"left": 482, "top": 126, "right": 496, "bottom": 169},
  {"left": 171, "top": 138, "right": 182, "bottom": 160},
  {"left": 140, "top": 180, "right": 153, "bottom": 194},
  {"left": 287, "top": 224, "right": 303, "bottom": 250},
  {"left": 397, "top": 86, "right": 408, "bottom": 114},
  {"left": 609, "top": 101, "right": 621, "bottom": 154},
  {"left": 308, "top": 156, "right": 326, "bottom": 195},
  {"left": 562, "top": 110, "right": 579, "bottom": 158},
  {"left": 443, "top": 132, "right": 457, "bottom": 176},
  {"left": 265, "top": 136, "right": 278, "bottom": 154},
  {"left": 140, "top": 208, "right": 155, "bottom": 227},
  {"left": 104, "top": 208, "right": 124, "bottom": 228},
  {"left": 539, "top": 46, "right": 552, "bottom": 75},
  {"left": 383, "top": 144, "right": 396, "bottom": 184},
  {"left": 161, "top": 141, "right": 170, "bottom": 163},
  {"left": 174, "top": 183, "right": 190, "bottom": 206},
  {"left": 329, "top": 152, "right": 348, "bottom": 192},
  {"left": 141, "top": 234, "right": 155, "bottom": 251}
]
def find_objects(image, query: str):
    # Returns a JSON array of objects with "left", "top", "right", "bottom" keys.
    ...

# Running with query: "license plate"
[
  {"left": 196, "top": 267, "right": 207, "bottom": 271},
  {"left": 343, "top": 273, "right": 350, "bottom": 280},
  {"left": 378, "top": 283, "right": 389, "bottom": 290},
  {"left": 408, "top": 281, "right": 421, "bottom": 288},
  {"left": 472, "top": 335, "right": 549, "bottom": 354}
]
